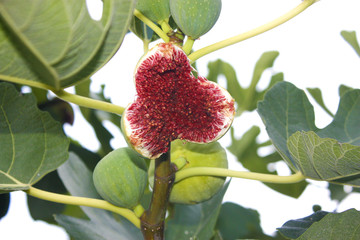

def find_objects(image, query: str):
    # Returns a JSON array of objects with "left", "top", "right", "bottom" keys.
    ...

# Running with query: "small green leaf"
[
  {"left": 277, "top": 210, "right": 329, "bottom": 239},
  {"left": 0, "top": 82, "right": 69, "bottom": 191},
  {"left": 288, "top": 131, "right": 360, "bottom": 186},
  {"left": 0, "top": 193, "right": 10, "bottom": 219},
  {"left": 279, "top": 209, "right": 360, "bottom": 240},
  {"left": 0, "top": 0, "right": 136, "bottom": 89},
  {"left": 257, "top": 81, "right": 318, "bottom": 171},
  {"left": 341, "top": 31, "right": 360, "bottom": 57},
  {"left": 165, "top": 181, "right": 230, "bottom": 240},
  {"left": 57, "top": 153, "right": 141, "bottom": 239},
  {"left": 306, "top": 87, "right": 334, "bottom": 117},
  {"left": 216, "top": 202, "right": 263, "bottom": 239}
]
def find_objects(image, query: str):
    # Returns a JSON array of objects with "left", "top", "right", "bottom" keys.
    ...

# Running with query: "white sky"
[{"left": 1, "top": 0, "right": 360, "bottom": 239}]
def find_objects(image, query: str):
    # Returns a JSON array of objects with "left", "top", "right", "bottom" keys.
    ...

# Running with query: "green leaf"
[
  {"left": 27, "top": 170, "right": 66, "bottom": 224},
  {"left": 0, "top": 82, "right": 69, "bottom": 191},
  {"left": 0, "top": 0, "right": 136, "bottom": 90},
  {"left": 0, "top": 193, "right": 10, "bottom": 219},
  {"left": 277, "top": 210, "right": 328, "bottom": 239},
  {"left": 228, "top": 126, "right": 307, "bottom": 198},
  {"left": 288, "top": 131, "right": 360, "bottom": 187},
  {"left": 207, "top": 52, "right": 281, "bottom": 116},
  {"left": 216, "top": 202, "right": 264, "bottom": 240},
  {"left": 57, "top": 152, "right": 141, "bottom": 239},
  {"left": 306, "top": 88, "right": 334, "bottom": 117},
  {"left": 341, "top": 31, "right": 360, "bottom": 57},
  {"left": 165, "top": 181, "right": 230, "bottom": 240},
  {"left": 339, "top": 84, "right": 354, "bottom": 97},
  {"left": 279, "top": 209, "right": 360, "bottom": 240},
  {"left": 317, "top": 89, "right": 360, "bottom": 146},
  {"left": 257, "top": 82, "right": 318, "bottom": 170}
]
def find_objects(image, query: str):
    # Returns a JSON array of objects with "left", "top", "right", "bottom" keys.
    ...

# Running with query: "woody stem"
[{"left": 140, "top": 144, "right": 175, "bottom": 240}]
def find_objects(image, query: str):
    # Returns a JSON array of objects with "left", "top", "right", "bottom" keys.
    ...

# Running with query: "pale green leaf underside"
[
  {"left": 288, "top": 131, "right": 360, "bottom": 186},
  {"left": 0, "top": 83, "right": 69, "bottom": 191},
  {"left": 0, "top": 0, "right": 135, "bottom": 90}
]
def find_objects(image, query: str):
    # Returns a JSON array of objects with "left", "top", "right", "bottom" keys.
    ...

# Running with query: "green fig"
[
  {"left": 136, "top": 0, "right": 170, "bottom": 23},
  {"left": 170, "top": 0, "right": 221, "bottom": 39},
  {"left": 149, "top": 140, "right": 228, "bottom": 204},
  {"left": 93, "top": 148, "right": 147, "bottom": 209}
]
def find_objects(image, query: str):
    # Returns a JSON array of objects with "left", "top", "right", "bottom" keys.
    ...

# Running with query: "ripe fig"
[
  {"left": 136, "top": 0, "right": 170, "bottom": 23},
  {"left": 93, "top": 148, "right": 147, "bottom": 209},
  {"left": 170, "top": 0, "right": 221, "bottom": 39},
  {"left": 122, "top": 43, "right": 235, "bottom": 159},
  {"left": 148, "top": 140, "right": 228, "bottom": 204}
]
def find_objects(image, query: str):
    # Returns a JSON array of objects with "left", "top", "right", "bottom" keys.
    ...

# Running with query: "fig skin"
[
  {"left": 149, "top": 140, "right": 228, "bottom": 204},
  {"left": 170, "top": 0, "right": 221, "bottom": 39},
  {"left": 136, "top": 0, "right": 170, "bottom": 23},
  {"left": 93, "top": 148, "right": 148, "bottom": 209}
]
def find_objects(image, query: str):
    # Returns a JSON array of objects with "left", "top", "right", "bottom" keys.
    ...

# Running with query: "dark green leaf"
[
  {"left": 68, "top": 141, "right": 101, "bottom": 171},
  {"left": 279, "top": 209, "right": 360, "bottom": 240},
  {"left": 27, "top": 170, "right": 66, "bottom": 224},
  {"left": 257, "top": 81, "right": 318, "bottom": 170},
  {"left": 339, "top": 84, "right": 354, "bottom": 97},
  {"left": 288, "top": 131, "right": 360, "bottom": 187},
  {"left": 216, "top": 202, "right": 263, "bottom": 240},
  {"left": 165, "top": 181, "right": 230, "bottom": 240},
  {"left": 0, "top": 0, "right": 136, "bottom": 89},
  {"left": 57, "top": 152, "right": 141, "bottom": 239},
  {"left": 277, "top": 210, "right": 328, "bottom": 239},
  {"left": 328, "top": 183, "right": 349, "bottom": 202},
  {"left": 228, "top": 126, "right": 307, "bottom": 198},
  {"left": 0, "top": 82, "right": 69, "bottom": 191},
  {"left": 306, "top": 88, "right": 334, "bottom": 117},
  {"left": 341, "top": 31, "right": 360, "bottom": 57},
  {"left": 0, "top": 193, "right": 10, "bottom": 219}
]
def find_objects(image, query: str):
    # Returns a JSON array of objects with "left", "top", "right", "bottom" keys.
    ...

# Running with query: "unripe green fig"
[
  {"left": 136, "top": 0, "right": 170, "bottom": 23},
  {"left": 170, "top": 0, "right": 221, "bottom": 39},
  {"left": 93, "top": 148, "right": 148, "bottom": 209},
  {"left": 149, "top": 140, "right": 228, "bottom": 204}
]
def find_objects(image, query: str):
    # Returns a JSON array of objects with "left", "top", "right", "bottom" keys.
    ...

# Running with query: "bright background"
[{"left": 1, "top": 0, "right": 360, "bottom": 239}]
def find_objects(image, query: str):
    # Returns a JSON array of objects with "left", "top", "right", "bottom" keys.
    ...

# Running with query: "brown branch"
[{"left": 141, "top": 145, "right": 175, "bottom": 239}]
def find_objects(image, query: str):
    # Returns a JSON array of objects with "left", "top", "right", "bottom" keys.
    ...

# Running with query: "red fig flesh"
[{"left": 123, "top": 43, "right": 235, "bottom": 159}]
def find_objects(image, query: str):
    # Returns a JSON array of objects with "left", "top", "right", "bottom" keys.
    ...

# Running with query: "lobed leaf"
[
  {"left": 0, "top": 0, "right": 136, "bottom": 90},
  {"left": 306, "top": 87, "right": 334, "bottom": 117},
  {"left": 0, "top": 82, "right": 69, "bottom": 192}
]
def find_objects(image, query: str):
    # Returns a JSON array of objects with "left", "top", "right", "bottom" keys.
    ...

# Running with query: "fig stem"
[
  {"left": 52, "top": 89, "right": 125, "bottom": 115},
  {"left": 187, "top": 0, "right": 317, "bottom": 63},
  {"left": 175, "top": 168, "right": 306, "bottom": 184},
  {"left": 25, "top": 186, "right": 140, "bottom": 228},
  {"left": 141, "top": 146, "right": 176, "bottom": 240},
  {"left": 182, "top": 37, "right": 195, "bottom": 55},
  {"left": 134, "top": 9, "right": 170, "bottom": 43}
]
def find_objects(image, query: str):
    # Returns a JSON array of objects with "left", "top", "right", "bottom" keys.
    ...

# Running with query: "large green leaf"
[
  {"left": 57, "top": 152, "right": 141, "bottom": 240},
  {"left": 165, "top": 181, "right": 230, "bottom": 240},
  {"left": 288, "top": 131, "right": 360, "bottom": 187},
  {"left": 257, "top": 82, "right": 319, "bottom": 170},
  {"left": 278, "top": 209, "right": 360, "bottom": 240},
  {"left": 0, "top": 0, "right": 136, "bottom": 90},
  {"left": 341, "top": 30, "right": 360, "bottom": 57},
  {"left": 228, "top": 126, "right": 307, "bottom": 198},
  {"left": 258, "top": 82, "right": 360, "bottom": 185},
  {"left": 0, "top": 82, "right": 69, "bottom": 192}
]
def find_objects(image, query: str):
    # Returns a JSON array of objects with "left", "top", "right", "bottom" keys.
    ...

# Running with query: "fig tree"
[
  {"left": 122, "top": 43, "right": 235, "bottom": 159},
  {"left": 170, "top": 0, "right": 222, "bottom": 39},
  {"left": 93, "top": 148, "right": 147, "bottom": 209}
]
